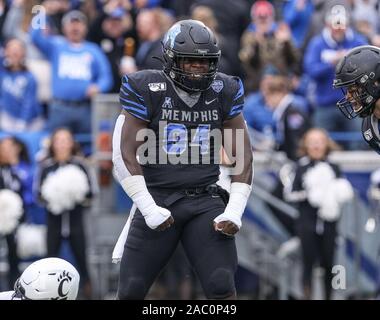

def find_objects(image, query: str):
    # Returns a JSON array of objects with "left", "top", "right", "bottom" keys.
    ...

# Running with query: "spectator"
[
  {"left": 88, "top": 7, "right": 138, "bottom": 93},
  {"left": 303, "top": 6, "right": 367, "bottom": 149},
  {"left": 78, "top": 0, "right": 102, "bottom": 26},
  {"left": 262, "top": 70, "right": 311, "bottom": 160},
  {"left": 134, "top": 8, "right": 174, "bottom": 70},
  {"left": 34, "top": 128, "right": 98, "bottom": 299},
  {"left": 40, "top": 0, "right": 71, "bottom": 35},
  {"left": 244, "top": 66, "right": 310, "bottom": 159},
  {"left": 351, "top": 0, "right": 380, "bottom": 46},
  {"left": 191, "top": 5, "right": 243, "bottom": 77},
  {"left": 102, "top": 0, "right": 133, "bottom": 14},
  {"left": 306, "top": 0, "right": 351, "bottom": 40},
  {"left": 282, "top": 0, "right": 314, "bottom": 49},
  {"left": 3, "top": 0, "right": 46, "bottom": 60},
  {"left": 30, "top": 9, "right": 113, "bottom": 136},
  {"left": 0, "top": 38, "right": 44, "bottom": 132},
  {"left": 284, "top": 128, "right": 352, "bottom": 299},
  {"left": 1, "top": 136, "right": 45, "bottom": 225},
  {"left": 239, "top": 0, "right": 299, "bottom": 93},
  {"left": 0, "top": 137, "right": 23, "bottom": 290},
  {"left": 193, "top": 0, "right": 250, "bottom": 49},
  {"left": 131, "top": 0, "right": 164, "bottom": 9},
  {"left": 2, "top": 0, "right": 53, "bottom": 105}
]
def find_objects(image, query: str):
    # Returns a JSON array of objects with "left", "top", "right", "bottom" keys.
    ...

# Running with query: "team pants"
[{"left": 117, "top": 188, "right": 238, "bottom": 300}]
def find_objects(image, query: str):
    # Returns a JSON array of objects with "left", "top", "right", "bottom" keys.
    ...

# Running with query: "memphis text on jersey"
[{"left": 120, "top": 70, "right": 247, "bottom": 176}]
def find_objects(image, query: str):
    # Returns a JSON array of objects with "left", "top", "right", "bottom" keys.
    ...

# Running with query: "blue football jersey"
[{"left": 119, "top": 70, "right": 245, "bottom": 188}]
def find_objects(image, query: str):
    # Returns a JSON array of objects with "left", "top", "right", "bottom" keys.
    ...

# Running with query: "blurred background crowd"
[{"left": 1, "top": 0, "right": 380, "bottom": 300}]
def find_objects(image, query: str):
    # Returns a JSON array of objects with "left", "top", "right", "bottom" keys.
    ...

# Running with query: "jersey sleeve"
[
  {"left": 119, "top": 75, "right": 150, "bottom": 122},
  {"left": 223, "top": 76, "right": 245, "bottom": 121}
]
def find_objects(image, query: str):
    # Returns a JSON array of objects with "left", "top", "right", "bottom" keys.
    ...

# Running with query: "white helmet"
[{"left": 14, "top": 258, "right": 80, "bottom": 300}]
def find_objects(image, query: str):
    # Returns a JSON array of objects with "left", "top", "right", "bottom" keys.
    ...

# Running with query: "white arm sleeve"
[
  {"left": 111, "top": 114, "right": 171, "bottom": 229},
  {"left": 112, "top": 114, "right": 131, "bottom": 181},
  {"left": 214, "top": 182, "right": 252, "bottom": 229}
]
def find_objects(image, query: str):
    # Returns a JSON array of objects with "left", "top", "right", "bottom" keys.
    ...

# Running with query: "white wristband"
[
  {"left": 120, "top": 175, "right": 157, "bottom": 214},
  {"left": 120, "top": 175, "right": 170, "bottom": 229},
  {"left": 214, "top": 182, "right": 252, "bottom": 229}
]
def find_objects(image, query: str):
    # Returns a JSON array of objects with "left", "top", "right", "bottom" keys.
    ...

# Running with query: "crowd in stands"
[
  {"left": 1, "top": 0, "right": 378, "bottom": 150},
  {"left": 0, "top": 0, "right": 380, "bottom": 299}
]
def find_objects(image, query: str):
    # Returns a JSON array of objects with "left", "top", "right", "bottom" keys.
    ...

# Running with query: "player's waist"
[
  {"left": 148, "top": 183, "right": 226, "bottom": 207},
  {"left": 143, "top": 164, "right": 219, "bottom": 188},
  {"left": 149, "top": 184, "right": 212, "bottom": 195}
]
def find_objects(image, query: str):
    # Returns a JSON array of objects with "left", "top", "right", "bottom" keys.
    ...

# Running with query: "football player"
[
  {"left": 334, "top": 45, "right": 380, "bottom": 153},
  {"left": 112, "top": 19, "right": 253, "bottom": 299}
]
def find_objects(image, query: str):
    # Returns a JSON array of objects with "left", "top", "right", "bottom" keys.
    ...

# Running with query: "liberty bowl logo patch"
[{"left": 211, "top": 80, "right": 223, "bottom": 93}]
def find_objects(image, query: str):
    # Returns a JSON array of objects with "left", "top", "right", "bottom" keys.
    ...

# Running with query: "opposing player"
[
  {"left": 112, "top": 19, "right": 253, "bottom": 299},
  {"left": 0, "top": 257, "right": 80, "bottom": 300},
  {"left": 333, "top": 45, "right": 380, "bottom": 153}
]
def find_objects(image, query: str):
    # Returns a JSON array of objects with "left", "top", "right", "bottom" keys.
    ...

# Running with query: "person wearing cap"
[
  {"left": 239, "top": 0, "right": 299, "bottom": 93},
  {"left": 30, "top": 9, "right": 113, "bottom": 140},
  {"left": 303, "top": 5, "right": 367, "bottom": 150},
  {"left": 87, "top": 7, "right": 137, "bottom": 93}
]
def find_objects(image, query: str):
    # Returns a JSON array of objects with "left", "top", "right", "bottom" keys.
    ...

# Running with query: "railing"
[
  {"left": 329, "top": 131, "right": 363, "bottom": 143},
  {"left": 1, "top": 94, "right": 380, "bottom": 298}
]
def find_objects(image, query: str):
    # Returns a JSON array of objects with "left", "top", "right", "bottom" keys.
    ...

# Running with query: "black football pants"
[{"left": 117, "top": 188, "right": 238, "bottom": 300}]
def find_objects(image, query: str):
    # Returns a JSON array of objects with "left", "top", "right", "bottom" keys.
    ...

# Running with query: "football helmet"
[
  {"left": 333, "top": 45, "right": 380, "bottom": 119},
  {"left": 162, "top": 19, "right": 221, "bottom": 92},
  {"left": 13, "top": 257, "right": 80, "bottom": 300}
]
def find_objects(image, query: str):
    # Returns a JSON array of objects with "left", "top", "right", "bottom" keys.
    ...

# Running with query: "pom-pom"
[
  {"left": 318, "top": 178, "right": 354, "bottom": 221},
  {"left": 41, "top": 164, "right": 90, "bottom": 215},
  {"left": 16, "top": 223, "right": 47, "bottom": 259},
  {"left": 303, "top": 162, "right": 353, "bottom": 221},
  {"left": 0, "top": 189, "right": 23, "bottom": 235},
  {"left": 304, "top": 162, "right": 336, "bottom": 207}
]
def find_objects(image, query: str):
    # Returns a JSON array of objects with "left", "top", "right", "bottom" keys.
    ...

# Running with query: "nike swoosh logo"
[{"left": 205, "top": 98, "right": 217, "bottom": 105}]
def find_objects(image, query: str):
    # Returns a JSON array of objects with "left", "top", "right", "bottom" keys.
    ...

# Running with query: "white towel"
[{"left": 112, "top": 204, "right": 137, "bottom": 264}]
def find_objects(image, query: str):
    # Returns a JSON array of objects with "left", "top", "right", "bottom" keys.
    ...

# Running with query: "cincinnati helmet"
[
  {"left": 13, "top": 258, "right": 80, "bottom": 300},
  {"left": 333, "top": 45, "right": 380, "bottom": 119},
  {"left": 162, "top": 19, "right": 221, "bottom": 92}
]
